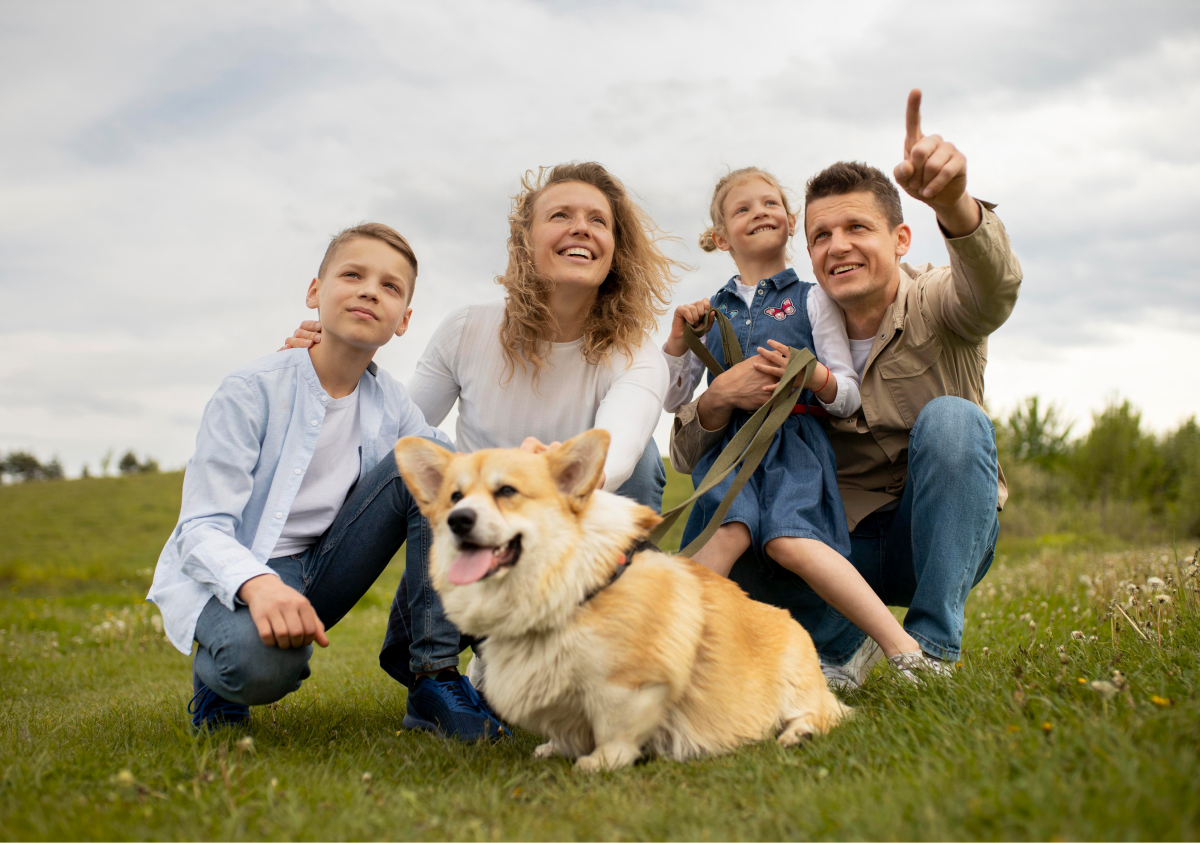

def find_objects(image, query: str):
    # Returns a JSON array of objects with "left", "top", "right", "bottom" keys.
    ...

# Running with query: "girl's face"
[
  {"left": 713, "top": 178, "right": 795, "bottom": 261},
  {"left": 530, "top": 181, "right": 616, "bottom": 293}
]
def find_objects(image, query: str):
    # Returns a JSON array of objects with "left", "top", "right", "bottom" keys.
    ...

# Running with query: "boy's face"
[{"left": 306, "top": 237, "right": 414, "bottom": 350}]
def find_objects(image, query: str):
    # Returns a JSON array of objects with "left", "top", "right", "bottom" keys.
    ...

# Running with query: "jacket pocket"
[{"left": 877, "top": 335, "right": 948, "bottom": 427}]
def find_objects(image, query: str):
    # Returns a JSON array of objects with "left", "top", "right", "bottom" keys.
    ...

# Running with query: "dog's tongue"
[{"left": 448, "top": 546, "right": 497, "bottom": 585}]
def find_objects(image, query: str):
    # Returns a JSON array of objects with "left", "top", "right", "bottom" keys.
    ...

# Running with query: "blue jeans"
[
  {"left": 192, "top": 448, "right": 429, "bottom": 705},
  {"left": 728, "top": 396, "right": 999, "bottom": 663},
  {"left": 379, "top": 438, "right": 668, "bottom": 688}
]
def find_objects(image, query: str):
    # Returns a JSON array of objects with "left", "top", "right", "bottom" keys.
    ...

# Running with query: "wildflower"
[
  {"left": 1071, "top": 630, "right": 1084, "bottom": 640},
  {"left": 1041, "top": 721, "right": 1053, "bottom": 734},
  {"left": 1006, "top": 724, "right": 1020, "bottom": 733},
  {"left": 1029, "top": 620, "right": 1037, "bottom": 631},
  {"left": 1077, "top": 677, "right": 1086, "bottom": 684},
  {"left": 982, "top": 647, "right": 990, "bottom": 656},
  {"left": 1111, "top": 670, "right": 1127, "bottom": 691},
  {"left": 270, "top": 778, "right": 278, "bottom": 788},
  {"left": 1127, "top": 583, "right": 1140, "bottom": 594},
  {"left": 1156, "top": 594, "right": 1171, "bottom": 605},
  {"left": 362, "top": 772, "right": 373, "bottom": 784},
  {"left": 1089, "top": 635, "right": 1097, "bottom": 642},
  {"left": 113, "top": 769, "right": 135, "bottom": 786},
  {"left": 237, "top": 736, "right": 254, "bottom": 751},
  {"left": 1150, "top": 695, "right": 1173, "bottom": 707},
  {"left": 1146, "top": 577, "right": 1165, "bottom": 592},
  {"left": 1090, "top": 680, "right": 1119, "bottom": 700}
]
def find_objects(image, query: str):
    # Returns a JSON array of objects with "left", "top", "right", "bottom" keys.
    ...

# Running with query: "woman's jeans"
[
  {"left": 378, "top": 438, "right": 668, "bottom": 688},
  {"left": 728, "top": 396, "right": 1000, "bottom": 664},
  {"left": 193, "top": 438, "right": 667, "bottom": 703},
  {"left": 192, "top": 444, "right": 431, "bottom": 705}
]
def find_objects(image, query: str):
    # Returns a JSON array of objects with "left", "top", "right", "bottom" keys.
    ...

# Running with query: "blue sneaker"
[
  {"left": 403, "top": 670, "right": 510, "bottom": 741},
  {"left": 188, "top": 679, "right": 250, "bottom": 730}
]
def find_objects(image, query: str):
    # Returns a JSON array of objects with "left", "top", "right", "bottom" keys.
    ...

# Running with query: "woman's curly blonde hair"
[{"left": 497, "top": 162, "right": 680, "bottom": 379}]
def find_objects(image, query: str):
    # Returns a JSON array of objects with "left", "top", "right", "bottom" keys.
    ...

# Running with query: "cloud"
[{"left": 1, "top": 0, "right": 1198, "bottom": 474}]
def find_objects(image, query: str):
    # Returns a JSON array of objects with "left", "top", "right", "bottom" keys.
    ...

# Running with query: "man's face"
[
  {"left": 306, "top": 237, "right": 414, "bottom": 350},
  {"left": 804, "top": 191, "right": 911, "bottom": 308}
]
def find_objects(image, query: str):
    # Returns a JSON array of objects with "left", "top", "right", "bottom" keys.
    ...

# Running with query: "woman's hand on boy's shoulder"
[
  {"left": 237, "top": 574, "right": 329, "bottom": 649},
  {"left": 280, "top": 320, "right": 323, "bottom": 351},
  {"left": 664, "top": 298, "right": 711, "bottom": 357}
]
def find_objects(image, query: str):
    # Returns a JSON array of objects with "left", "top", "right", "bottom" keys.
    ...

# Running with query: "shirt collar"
[{"left": 722, "top": 266, "right": 799, "bottom": 294}]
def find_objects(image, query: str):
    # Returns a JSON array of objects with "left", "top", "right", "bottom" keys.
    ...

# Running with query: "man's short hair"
[
  {"left": 804, "top": 161, "right": 904, "bottom": 231},
  {"left": 318, "top": 223, "right": 418, "bottom": 299}
]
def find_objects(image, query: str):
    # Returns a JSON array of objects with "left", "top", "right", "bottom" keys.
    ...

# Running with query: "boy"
[{"left": 148, "top": 223, "right": 505, "bottom": 737}]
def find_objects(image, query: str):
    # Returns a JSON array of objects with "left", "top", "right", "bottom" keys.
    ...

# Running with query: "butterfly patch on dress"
[
  {"left": 717, "top": 304, "right": 739, "bottom": 318},
  {"left": 764, "top": 298, "right": 795, "bottom": 321}
]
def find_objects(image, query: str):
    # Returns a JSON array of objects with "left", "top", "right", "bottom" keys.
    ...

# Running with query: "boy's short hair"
[
  {"left": 318, "top": 223, "right": 419, "bottom": 299},
  {"left": 804, "top": 162, "right": 904, "bottom": 231}
]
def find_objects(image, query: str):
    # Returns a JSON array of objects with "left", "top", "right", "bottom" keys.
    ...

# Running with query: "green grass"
[{"left": 2, "top": 469, "right": 1199, "bottom": 840}]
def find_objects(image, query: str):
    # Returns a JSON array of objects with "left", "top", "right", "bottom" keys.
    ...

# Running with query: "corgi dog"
[{"left": 392, "top": 429, "right": 850, "bottom": 771}]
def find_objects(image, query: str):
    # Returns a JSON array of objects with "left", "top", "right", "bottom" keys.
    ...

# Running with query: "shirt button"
[
  {"left": 321, "top": 396, "right": 329, "bottom": 403},
  {"left": 310, "top": 419, "right": 318, "bottom": 426},
  {"left": 294, "top": 468, "right": 302, "bottom": 475},
  {"left": 757, "top": 289, "right": 763, "bottom": 295},
  {"left": 745, "top": 319, "right": 751, "bottom": 326},
  {"left": 275, "top": 512, "right": 283, "bottom": 519}
]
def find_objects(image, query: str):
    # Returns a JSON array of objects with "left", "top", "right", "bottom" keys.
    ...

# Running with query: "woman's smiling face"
[
  {"left": 530, "top": 181, "right": 616, "bottom": 292},
  {"left": 715, "top": 177, "right": 794, "bottom": 260}
]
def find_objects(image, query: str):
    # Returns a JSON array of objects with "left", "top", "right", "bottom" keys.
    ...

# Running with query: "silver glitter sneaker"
[{"left": 820, "top": 637, "right": 884, "bottom": 691}]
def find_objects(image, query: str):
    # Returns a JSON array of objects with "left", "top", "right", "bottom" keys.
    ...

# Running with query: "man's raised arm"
[{"left": 894, "top": 89, "right": 1022, "bottom": 341}]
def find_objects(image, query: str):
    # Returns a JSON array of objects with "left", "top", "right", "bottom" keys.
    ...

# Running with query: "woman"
[{"left": 287, "top": 162, "right": 680, "bottom": 738}]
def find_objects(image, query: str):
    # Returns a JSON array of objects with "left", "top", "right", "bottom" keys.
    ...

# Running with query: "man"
[{"left": 669, "top": 90, "right": 1021, "bottom": 688}]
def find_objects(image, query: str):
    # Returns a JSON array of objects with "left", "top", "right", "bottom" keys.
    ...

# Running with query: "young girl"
[{"left": 663, "top": 167, "right": 926, "bottom": 672}]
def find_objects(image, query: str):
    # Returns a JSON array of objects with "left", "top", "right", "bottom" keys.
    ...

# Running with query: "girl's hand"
[
  {"left": 279, "top": 320, "right": 322, "bottom": 351},
  {"left": 752, "top": 340, "right": 791, "bottom": 386},
  {"left": 753, "top": 340, "right": 837, "bottom": 401},
  {"left": 664, "top": 298, "right": 711, "bottom": 357}
]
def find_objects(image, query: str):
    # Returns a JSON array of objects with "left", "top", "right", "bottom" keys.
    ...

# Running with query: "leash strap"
[{"left": 652, "top": 309, "right": 818, "bottom": 556}]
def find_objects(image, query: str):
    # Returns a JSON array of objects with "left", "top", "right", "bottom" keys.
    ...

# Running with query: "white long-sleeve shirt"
[
  {"left": 407, "top": 301, "right": 669, "bottom": 491},
  {"left": 662, "top": 280, "right": 861, "bottom": 417}
]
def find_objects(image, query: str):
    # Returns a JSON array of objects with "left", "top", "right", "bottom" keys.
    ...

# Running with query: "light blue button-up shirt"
[{"left": 147, "top": 349, "right": 452, "bottom": 654}]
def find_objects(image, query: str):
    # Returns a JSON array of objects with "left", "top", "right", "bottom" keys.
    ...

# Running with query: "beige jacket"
[{"left": 669, "top": 202, "right": 1021, "bottom": 531}]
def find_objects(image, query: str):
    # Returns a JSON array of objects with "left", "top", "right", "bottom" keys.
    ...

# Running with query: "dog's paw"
[
  {"left": 574, "top": 743, "right": 639, "bottom": 772},
  {"left": 533, "top": 741, "right": 563, "bottom": 759},
  {"left": 777, "top": 718, "right": 816, "bottom": 747}
]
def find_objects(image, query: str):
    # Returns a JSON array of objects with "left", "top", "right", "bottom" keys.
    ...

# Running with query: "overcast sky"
[{"left": 2, "top": 0, "right": 1198, "bottom": 474}]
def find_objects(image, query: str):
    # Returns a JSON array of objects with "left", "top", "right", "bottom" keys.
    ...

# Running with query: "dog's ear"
[
  {"left": 547, "top": 429, "right": 610, "bottom": 511},
  {"left": 393, "top": 437, "right": 453, "bottom": 514}
]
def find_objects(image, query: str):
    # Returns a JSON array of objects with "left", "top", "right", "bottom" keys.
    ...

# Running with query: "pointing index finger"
[{"left": 905, "top": 88, "right": 923, "bottom": 152}]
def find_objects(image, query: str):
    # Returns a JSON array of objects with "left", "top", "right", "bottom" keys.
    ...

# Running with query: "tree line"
[
  {"left": 0, "top": 450, "right": 158, "bottom": 483},
  {"left": 996, "top": 396, "right": 1200, "bottom": 539}
]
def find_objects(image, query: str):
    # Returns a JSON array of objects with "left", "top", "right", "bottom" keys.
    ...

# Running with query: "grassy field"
[{"left": 2, "top": 469, "right": 1199, "bottom": 841}]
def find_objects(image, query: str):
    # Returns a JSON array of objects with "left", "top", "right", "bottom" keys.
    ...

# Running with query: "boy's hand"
[
  {"left": 279, "top": 320, "right": 323, "bottom": 351},
  {"left": 237, "top": 574, "right": 329, "bottom": 649},
  {"left": 663, "top": 298, "right": 711, "bottom": 357}
]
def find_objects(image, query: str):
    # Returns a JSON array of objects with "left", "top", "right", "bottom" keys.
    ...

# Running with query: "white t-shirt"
[
  {"left": 271, "top": 388, "right": 362, "bottom": 557},
  {"left": 407, "top": 301, "right": 669, "bottom": 491},
  {"left": 663, "top": 280, "right": 861, "bottom": 417},
  {"left": 849, "top": 338, "right": 874, "bottom": 378}
]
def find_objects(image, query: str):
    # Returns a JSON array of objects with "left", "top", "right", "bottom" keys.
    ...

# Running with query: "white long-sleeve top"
[
  {"left": 662, "top": 279, "right": 861, "bottom": 417},
  {"left": 407, "top": 301, "right": 669, "bottom": 491}
]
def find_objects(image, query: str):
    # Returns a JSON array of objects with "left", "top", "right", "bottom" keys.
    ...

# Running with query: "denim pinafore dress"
[{"left": 680, "top": 268, "right": 851, "bottom": 560}]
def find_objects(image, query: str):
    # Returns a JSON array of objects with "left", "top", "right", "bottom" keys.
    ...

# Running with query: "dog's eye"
[
  {"left": 449, "top": 490, "right": 463, "bottom": 503},
  {"left": 494, "top": 485, "right": 518, "bottom": 498}
]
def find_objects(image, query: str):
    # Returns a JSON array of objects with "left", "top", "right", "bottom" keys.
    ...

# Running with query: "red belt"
[{"left": 791, "top": 403, "right": 829, "bottom": 418}]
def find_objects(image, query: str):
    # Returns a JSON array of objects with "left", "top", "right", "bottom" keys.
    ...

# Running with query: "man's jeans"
[
  {"left": 379, "top": 438, "right": 668, "bottom": 688},
  {"left": 192, "top": 448, "right": 429, "bottom": 705},
  {"left": 729, "top": 396, "right": 1000, "bottom": 664}
]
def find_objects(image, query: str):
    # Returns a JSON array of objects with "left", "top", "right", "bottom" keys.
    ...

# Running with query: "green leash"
[{"left": 649, "top": 309, "right": 818, "bottom": 556}]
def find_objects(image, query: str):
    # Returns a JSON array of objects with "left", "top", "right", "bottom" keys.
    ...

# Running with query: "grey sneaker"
[
  {"left": 888, "top": 651, "right": 954, "bottom": 682},
  {"left": 820, "top": 637, "right": 884, "bottom": 691}
]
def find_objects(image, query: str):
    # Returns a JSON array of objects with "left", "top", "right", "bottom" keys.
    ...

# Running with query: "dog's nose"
[{"left": 447, "top": 508, "right": 477, "bottom": 537}]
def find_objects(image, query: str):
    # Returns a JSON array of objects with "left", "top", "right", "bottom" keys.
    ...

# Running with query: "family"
[{"left": 148, "top": 90, "right": 1022, "bottom": 738}]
